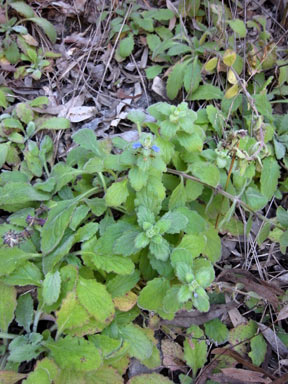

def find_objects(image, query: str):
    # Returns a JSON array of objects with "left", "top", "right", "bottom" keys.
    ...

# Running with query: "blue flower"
[
  {"left": 193, "top": 292, "right": 198, "bottom": 298},
  {"left": 132, "top": 142, "right": 142, "bottom": 149},
  {"left": 151, "top": 145, "right": 160, "bottom": 153}
]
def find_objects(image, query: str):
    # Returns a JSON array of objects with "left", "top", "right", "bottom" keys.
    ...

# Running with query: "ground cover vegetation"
[{"left": 0, "top": 0, "right": 288, "bottom": 383}]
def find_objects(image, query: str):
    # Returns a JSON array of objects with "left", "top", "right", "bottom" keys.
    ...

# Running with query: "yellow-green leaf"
[
  {"left": 0, "top": 282, "right": 16, "bottom": 332},
  {"left": 225, "top": 83, "right": 239, "bottom": 99},
  {"left": 223, "top": 49, "right": 237, "bottom": 67}
]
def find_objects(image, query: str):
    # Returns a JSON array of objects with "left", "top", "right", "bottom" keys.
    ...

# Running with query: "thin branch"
[{"left": 166, "top": 168, "right": 283, "bottom": 230}]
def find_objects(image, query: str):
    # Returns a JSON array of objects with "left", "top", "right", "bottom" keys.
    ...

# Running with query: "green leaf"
[
  {"left": 166, "top": 62, "right": 187, "bottom": 100},
  {"left": 83, "top": 252, "right": 135, "bottom": 275},
  {"left": 128, "top": 373, "right": 173, "bottom": 384},
  {"left": 147, "top": 9, "right": 174, "bottom": 20},
  {"left": 277, "top": 206, "right": 288, "bottom": 228},
  {"left": 43, "top": 231, "right": 75, "bottom": 273},
  {"left": 28, "top": 17, "right": 56, "bottom": 43},
  {"left": 245, "top": 187, "right": 268, "bottom": 211},
  {"left": 146, "top": 34, "right": 161, "bottom": 51},
  {"left": 184, "top": 57, "right": 201, "bottom": 94},
  {"left": 248, "top": 334, "right": 267, "bottom": 366},
  {"left": 117, "top": 35, "right": 134, "bottom": 59},
  {"left": 119, "top": 324, "right": 153, "bottom": 360},
  {"left": 138, "top": 277, "right": 172, "bottom": 319},
  {"left": 149, "top": 238, "right": 170, "bottom": 261},
  {"left": 29, "top": 96, "right": 49, "bottom": 107},
  {"left": 192, "top": 286, "right": 210, "bottom": 312},
  {"left": 206, "top": 105, "right": 225, "bottom": 136},
  {"left": 15, "top": 293, "right": 33, "bottom": 333},
  {"left": 8, "top": 333, "right": 43, "bottom": 363},
  {"left": 176, "top": 207, "right": 207, "bottom": 234},
  {"left": 76, "top": 277, "right": 114, "bottom": 324},
  {"left": 0, "top": 90, "right": 7, "bottom": 108},
  {"left": 0, "top": 282, "right": 16, "bottom": 332},
  {"left": 169, "top": 180, "right": 187, "bottom": 209},
  {"left": 10, "top": 1, "right": 35, "bottom": 17},
  {"left": 2, "top": 261, "right": 42, "bottom": 287},
  {"left": 0, "top": 143, "right": 10, "bottom": 168},
  {"left": 85, "top": 366, "right": 123, "bottom": 384},
  {"left": 280, "top": 230, "right": 288, "bottom": 254},
  {"left": 69, "top": 205, "right": 90, "bottom": 231},
  {"left": 113, "top": 229, "right": 141, "bottom": 256},
  {"left": 106, "top": 179, "right": 129, "bottom": 207},
  {"left": 0, "top": 182, "right": 49, "bottom": 211},
  {"left": 0, "top": 248, "right": 40, "bottom": 277},
  {"left": 22, "top": 358, "right": 58, "bottom": 384},
  {"left": 194, "top": 258, "right": 215, "bottom": 288},
  {"left": 274, "top": 139, "right": 286, "bottom": 160},
  {"left": 191, "top": 162, "right": 220, "bottom": 187},
  {"left": 72, "top": 128, "right": 102, "bottom": 156},
  {"left": 204, "top": 318, "right": 229, "bottom": 345},
  {"left": 56, "top": 291, "right": 90, "bottom": 333},
  {"left": 184, "top": 325, "right": 207, "bottom": 377},
  {"left": 254, "top": 94, "right": 272, "bottom": 119},
  {"left": 129, "top": 167, "right": 148, "bottom": 191},
  {"left": 189, "top": 85, "right": 223, "bottom": 100},
  {"left": 229, "top": 320, "right": 257, "bottom": 355},
  {"left": 45, "top": 336, "right": 103, "bottom": 372},
  {"left": 74, "top": 222, "right": 99, "bottom": 243},
  {"left": 42, "top": 271, "right": 61, "bottom": 306},
  {"left": 39, "top": 117, "right": 70, "bottom": 130},
  {"left": 106, "top": 270, "right": 140, "bottom": 298},
  {"left": 228, "top": 19, "right": 247, "bottom": 38},
  {"left": 159, "top": 211, "right": 188, "bottom": 234},
  {"left": 41, "top": 199, "right": 77, "bottom": 254},
  {"left": 145, "top": 65, "right": 163, "bottom": 79},
  {"left": 202, "top": 228, "right": 222, "bottom": 262},
  {"left": 177, "top": 234, "right": 206, "bottom": 258},
  {"left": 177, "top": 132, "right": 203, "bottom": 152},
  {"left": 260, "top": 157, "right": 280, "bottom": 200},
  {"left": 177, "top": 285, "right": 191, "bottom": 303}
]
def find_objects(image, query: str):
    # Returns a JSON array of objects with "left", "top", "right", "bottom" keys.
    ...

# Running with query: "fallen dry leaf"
[
  {"left": 161, "top": 339, "right": 185, "bottom": 372},
  {"left": 277, "top": 304, "right": 288, "bottom": 321},
  {"left": 217, "top": 269, "right": 283, "bottom": 309},
  {"left": 212, "top": 348, "right": 275, "bottom": 380},
  {"left": 257, "top": 323, "right": 288, "bottom": 358},
  {"left": 220, "top": 368, "right": 272, "bottom": 383},
  {"left": 161, "top": 303, "right": 236, "bottom": 327}
]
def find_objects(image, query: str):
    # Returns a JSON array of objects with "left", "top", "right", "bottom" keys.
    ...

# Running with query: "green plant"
[
  {"left": 0, "top": 96, "right": 286, "bottom": 381},
  {"left": 0, "top": 1, "right": 58, "bottom": 78},
  {"left": 0, "top": 96, "right": 70, "bottom": 172}
]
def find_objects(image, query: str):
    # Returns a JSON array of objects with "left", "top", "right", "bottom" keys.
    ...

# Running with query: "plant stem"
[
  {"left": 0, "top": 332, "right": 18, "bottom": 339},
  {"left": 166, "top": 168, "right": 283, "bottom": 230}
]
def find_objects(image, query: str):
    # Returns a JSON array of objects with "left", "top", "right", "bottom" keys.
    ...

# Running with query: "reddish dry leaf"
[
  {"left": 212, "top": 348, "right": 275, "bottom": 380},
  {"left": 161, "top": 339, "right": 185, "bottom": 372},
  {"left": 271, "top": 373, "right": 288, "bottom": 384},
  {"left": 220, "top": 368, "right": 271, "bottom": 383},
  {"left": 217, "top": 269, "right": 283, "bottom": 308},
  {"left": 161, "top": 303, "right": 236, "bottom": 327}
]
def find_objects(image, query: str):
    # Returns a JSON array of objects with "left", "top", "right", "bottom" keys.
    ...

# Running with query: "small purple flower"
[
  {"left": 132, "top": 142, "right": 142, "bottom": 149},
  {"left": 36, "top": 218, "right": 46, "bottom": 227},
  {"left": 26, "top": 215, "right": 33, "bottom": 225},
  {"left": 194, "top": 292, "right": 198, "bottom": 298},
  {"left": 151, "top": 145, "right": 160, "bottom": 153}
]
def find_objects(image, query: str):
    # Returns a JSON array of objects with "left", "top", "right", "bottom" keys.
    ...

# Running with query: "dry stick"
[
  {"left": 166, "top": 168, "right": 283, "bottom": 230},
  {"left": 95, "top": 3, "right": 133, "bottom": 103},
  {"left": 215, "top": 141, "right": 239, "bottom": 229}
]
